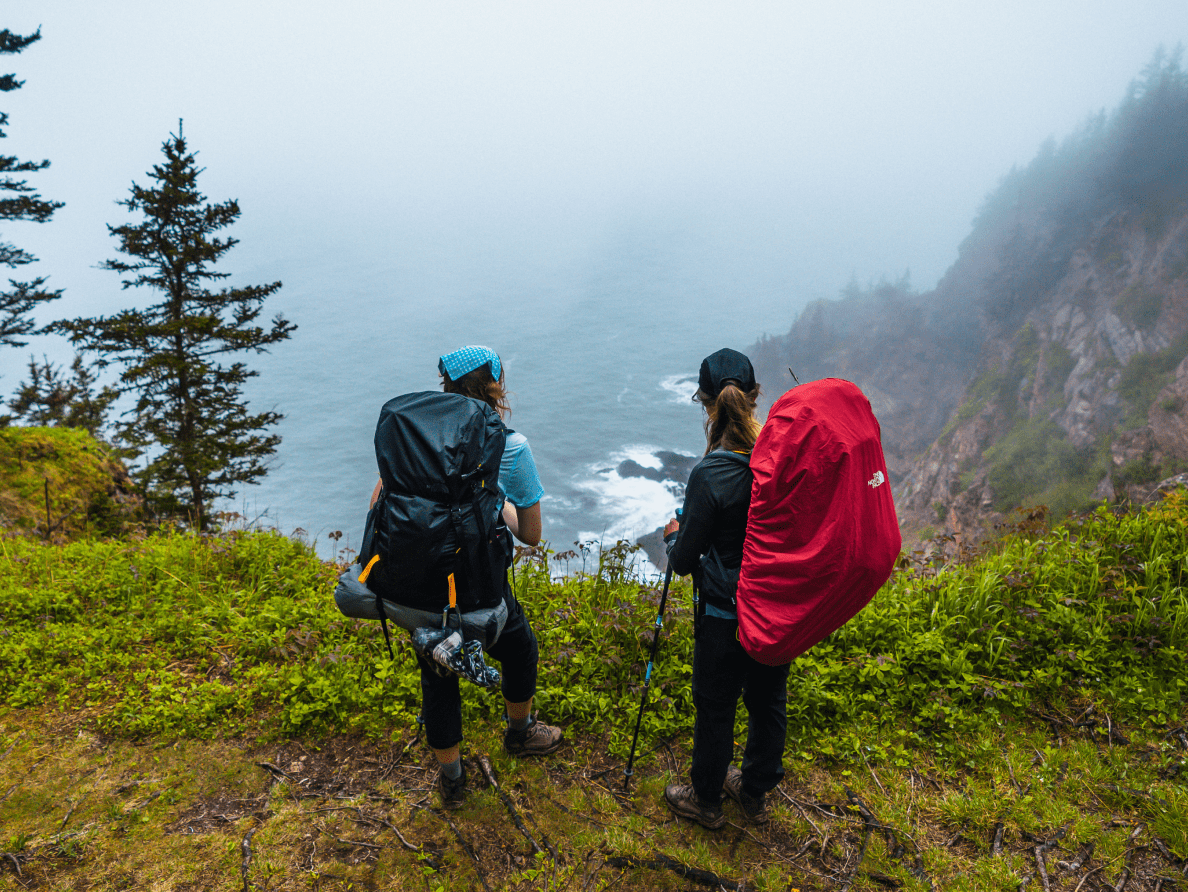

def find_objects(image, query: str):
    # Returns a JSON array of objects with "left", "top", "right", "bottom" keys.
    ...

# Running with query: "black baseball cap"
[{"left": 698, "top": 348, "right": 756, "bottom": 398}]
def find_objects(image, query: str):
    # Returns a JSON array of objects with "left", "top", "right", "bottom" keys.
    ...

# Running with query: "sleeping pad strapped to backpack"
[
  {"left": 359, "top": 391, "right": 512, "bottom": 615},
  {"left": 736, "top": 378, "right": 901, "bottom": 666}
]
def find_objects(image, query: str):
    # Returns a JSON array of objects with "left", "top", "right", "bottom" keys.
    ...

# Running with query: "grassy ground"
[
  {"left": 1, "top": 707, "right": 1185, "bottom": 891},
  {"left": 2, "top": 495, "right": 1187, "bottom": 890}
]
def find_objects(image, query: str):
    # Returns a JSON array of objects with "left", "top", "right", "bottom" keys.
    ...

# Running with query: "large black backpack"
[{"left": 358, "top": 391, "right": 513, "bottom": 614}]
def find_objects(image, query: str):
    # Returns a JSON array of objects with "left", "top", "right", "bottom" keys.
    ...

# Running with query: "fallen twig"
[
  {"left": 0, "top": 732, "right": 23, "bottom": 763},
  {"left": 992, "top": 822, "right": 1005, "bottom": 856},
  {"left": 337, "top": 838, "right": 383, "bottom": 850},
  {"left": 777, "top": 788, "right": 821, "bottom": 835},
  {"left": 478, "top": 755, "right": 543, "bottom": 856},
  {"left": 1072, "top": 865, "right": 1105, "bottom": 892},
  {"left": 841, "top": 824, "right": 874, "bottom": 892},
  {"left": 377, "top": 734, "right": 419, "bottom": 783},
  {"left": 240, "top": 828, "right": 256, "bottom": 892},
  {"left": 256, "top": 762, "right": 290, "bottom": 781},
  {"left": 605, "top": 853, "right": 744, "bottom": 890},
  {"left": 1035, "top": 846, "right": 1051, "bottom": 892},
  {"left": 1004, "top": 751, "right": 1023, "bottom": 794},
  {"left": 439, "top": 809, "right": 492, "bottom": 892},
  {"left": 1056, "top": 842, "right": 1094, "bottom": 872},
  {"left": 1111, "top": 823, "right": 1145, "bottom": 892},
  {"left": 1, "top": 852, "right": 22, "bottom": 878},
  {"left": 860, "top": 749, "right": 887, "bottom": 796},
  {"left": 513, "top": 777, "right": 561, "bottom": 862},
  {"left": 59, "top": 792, "right": 89, "bottom": 833}
]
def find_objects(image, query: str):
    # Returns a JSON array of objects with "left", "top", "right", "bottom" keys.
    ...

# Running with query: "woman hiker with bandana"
[
  {"left": 661, "top": 348, "right": 789, "bottom": 829},
  {"left": 369, "top": 345, "right": 563, "bottom": 809}
]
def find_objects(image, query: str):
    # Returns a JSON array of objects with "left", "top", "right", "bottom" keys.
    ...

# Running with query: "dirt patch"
[
  {"left": 258, "top": 735, "right": 418, "bottom": 798},
  {"left": 164, "top": 793, "right": 269, "bottom": 834}
]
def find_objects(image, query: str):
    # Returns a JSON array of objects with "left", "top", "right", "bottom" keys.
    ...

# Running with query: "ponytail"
[{"left": 696, "top": 383, "right": 761, "bottom": 454}]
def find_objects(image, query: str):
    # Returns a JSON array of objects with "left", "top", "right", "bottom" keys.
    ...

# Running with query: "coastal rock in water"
[{"left": 617, "top": 450, "right": 699, "bottom": 487}]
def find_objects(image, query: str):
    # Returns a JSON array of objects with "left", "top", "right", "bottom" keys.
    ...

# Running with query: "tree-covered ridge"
[
  {"left": 752, "top": 49, "right": 1188, "bottom": 542},
  {"left": 965, "top": 46, "right": 1188, "bottom": 331}
]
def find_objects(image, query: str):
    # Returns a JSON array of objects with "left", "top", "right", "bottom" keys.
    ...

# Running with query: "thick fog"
[{"left": 5, "top": 2, "right": 1187, "bottom": 333}]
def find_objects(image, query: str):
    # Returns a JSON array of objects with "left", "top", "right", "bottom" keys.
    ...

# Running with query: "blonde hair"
[
  {"left": 441, "top": 365, "right": 511, "bottom": 418},
  {"left": 695, "top": 383, "right": 761, "bottom": 454}
]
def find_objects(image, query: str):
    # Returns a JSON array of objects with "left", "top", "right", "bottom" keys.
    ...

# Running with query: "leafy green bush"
[{"left": 1, "top": 495, "right": 1185, "bottom": 763}]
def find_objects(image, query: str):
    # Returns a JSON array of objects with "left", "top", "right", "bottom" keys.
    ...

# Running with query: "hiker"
[
  {"left": 368, "top": 345, "right": 563, "bottom": 808},
  {"left": 661, "top": 348, "right": 788, "bottom": 829}
]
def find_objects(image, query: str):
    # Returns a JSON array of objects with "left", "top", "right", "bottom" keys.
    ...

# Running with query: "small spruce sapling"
[{"left": 8, "top": 352, "right": 117, "bottom": 436}]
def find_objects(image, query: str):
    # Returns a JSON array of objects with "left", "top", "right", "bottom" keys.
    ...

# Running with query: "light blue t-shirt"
[{"left": 500, "top": 430, "right": 544, "bottom": 508}]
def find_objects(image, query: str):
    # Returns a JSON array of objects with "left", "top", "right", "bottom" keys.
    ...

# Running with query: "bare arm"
[
  {"left": 370, "top": 477, "right": 382, "bottom": 508},
  {"left": 502, "top": 500, "right": 542, "bottom": 546}
]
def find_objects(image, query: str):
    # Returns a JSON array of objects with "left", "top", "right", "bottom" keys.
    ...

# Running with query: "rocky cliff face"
[
  {"left": 895, "top": 207, "right": 1188, "bottom": 541},
  {"left": 749, "top": 55, "right": 1188, "bottom": 544}
]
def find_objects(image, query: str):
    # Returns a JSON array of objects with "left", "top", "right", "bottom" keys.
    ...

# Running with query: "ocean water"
[{"left": 230, "top": 215, "right": 806, "bottom": 562}]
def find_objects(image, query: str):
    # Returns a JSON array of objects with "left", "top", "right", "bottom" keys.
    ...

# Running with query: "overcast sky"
[{"left": 4, "top": 1, "right": 1188, "bottom": 330}]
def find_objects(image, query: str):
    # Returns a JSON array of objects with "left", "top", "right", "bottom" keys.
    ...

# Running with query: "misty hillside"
[{"left": 751, "top": 49, "right": 1188, "bottom": 541}]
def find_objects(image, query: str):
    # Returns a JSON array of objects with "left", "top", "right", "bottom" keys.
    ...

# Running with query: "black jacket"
[{"left": 665, "top": 450, "right": 752, "bottom": 610}]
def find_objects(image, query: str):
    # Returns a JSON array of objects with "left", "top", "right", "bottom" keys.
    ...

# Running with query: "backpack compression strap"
[{"left": 359, "top": 555, "right": 396, "bottom": 661}]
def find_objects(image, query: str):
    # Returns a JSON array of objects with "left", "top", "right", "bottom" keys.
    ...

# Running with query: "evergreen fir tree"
[
  {"left": 1, "top": 28, "right": 63, "bottom": 349},
  {"left": 8, "top": 353, "right": 117, "bottom": 436},
  {"left": 53, "top": 125, "right": 294, "bottom": 529}
]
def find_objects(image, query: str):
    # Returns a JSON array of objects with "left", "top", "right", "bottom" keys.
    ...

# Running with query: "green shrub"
[{"left": 1, "top": 494, "right": 1186, "bottom": 760}]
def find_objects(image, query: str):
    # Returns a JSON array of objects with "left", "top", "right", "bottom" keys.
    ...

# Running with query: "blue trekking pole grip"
[{"left": 623, "top": 562, "right": 674, "bottom": 789}]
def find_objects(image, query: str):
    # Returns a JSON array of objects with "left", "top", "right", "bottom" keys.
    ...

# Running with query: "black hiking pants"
[
  {"left": 416, "top": 591, "right": 539, "bottom": 750},
  {"left": 690, "top": 615, "right": 790, "bottom": 803}
]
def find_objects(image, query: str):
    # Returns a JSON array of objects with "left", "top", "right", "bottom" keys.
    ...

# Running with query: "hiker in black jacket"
[{"left": 662, "top": 348, "right": 791, "bottom": 829}]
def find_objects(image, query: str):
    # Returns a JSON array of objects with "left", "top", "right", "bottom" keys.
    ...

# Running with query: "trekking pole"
[{"left": 623, "top": 563, "right": 674, "bottom": 790}]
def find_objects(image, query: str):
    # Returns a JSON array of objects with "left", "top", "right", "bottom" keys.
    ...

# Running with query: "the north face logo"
[{"left": 867, "top": 471, "right": 885, "bottom": 488}]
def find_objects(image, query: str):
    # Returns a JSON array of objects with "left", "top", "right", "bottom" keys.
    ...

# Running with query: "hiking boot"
[
  {"left": 504, "top": 717, "right": 564, "bottom": 756},
  {"left": 438, "top": 762, "right": 467, "bottom": 810},
  {"left": 664, "top": 783, "right": 726, "bottom": 829},
  {"left": 723, "top": 766, "right": 769, "bottom": 824}
]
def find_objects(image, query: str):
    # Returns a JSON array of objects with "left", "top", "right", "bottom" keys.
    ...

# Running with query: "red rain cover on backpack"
[{"left": 737, "top": 378, "right": 901, "bottom": 665}]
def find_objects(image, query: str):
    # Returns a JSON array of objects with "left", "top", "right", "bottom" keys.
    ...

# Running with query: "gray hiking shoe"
[
  {"left": 438, "top": 762, "right": 467, "bottom": 810},
  {"left": 504, "top": 717, "right": 564, "bottom": 756},
  {"left": 724, "top": 766, "right": 769, "bottom": 824},
  {"left": 664, "top": 783, "right": 726, "bottom": 829}
]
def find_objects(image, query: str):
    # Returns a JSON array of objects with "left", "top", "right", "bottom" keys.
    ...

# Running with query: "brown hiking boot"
[
  {"left": 664, "top": 783, "right": 726, "bottom": 829},
  {"left": 438, "top": 762, "right": 467, "bottom": 810},
  {"left": 723, "top": 766, "right": 769, "bottom": 824},
  {"left": 504, "top": 717, "right": 564, "bottom": 756}
]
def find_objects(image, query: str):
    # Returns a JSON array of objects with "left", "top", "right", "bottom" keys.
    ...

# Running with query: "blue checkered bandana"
[{"left": 438, "top": 345, "right": 501, "bottom": 382}]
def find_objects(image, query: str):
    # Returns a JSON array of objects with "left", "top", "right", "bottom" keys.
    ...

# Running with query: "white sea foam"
[
  {"left": 659, "top": 372, "right": 700, "bottom": 404},
  {"left": 571, "top": 443, "right": 693, "bottom": 574}
]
